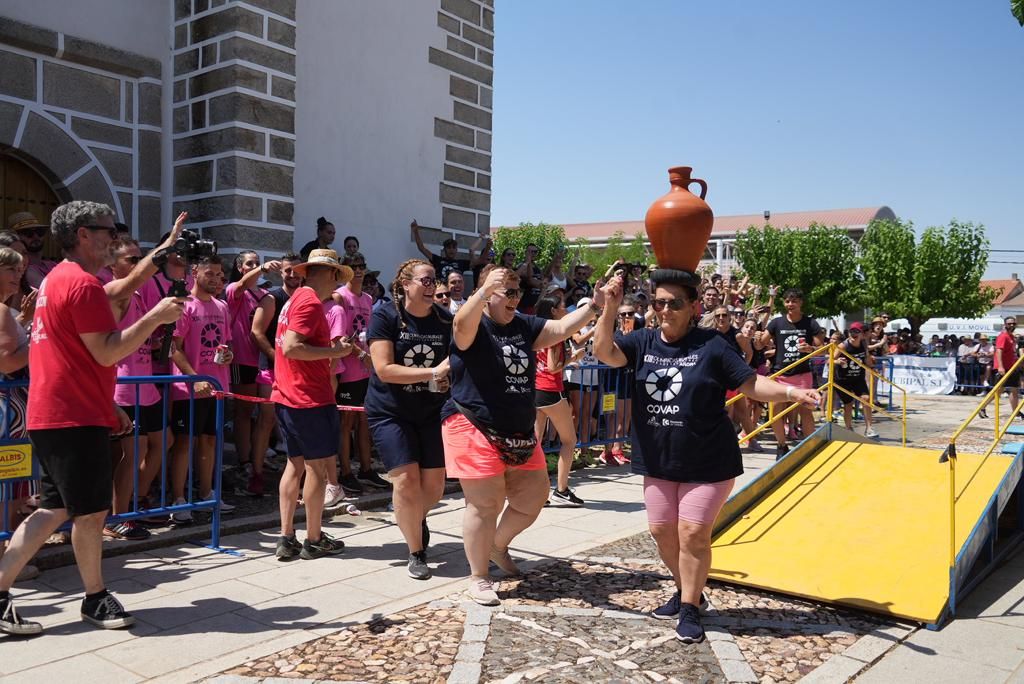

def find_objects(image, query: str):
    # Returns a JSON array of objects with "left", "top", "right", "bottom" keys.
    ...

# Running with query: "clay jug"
[{"left": 644, "top": 166, "right": 713, "bottom": 271}]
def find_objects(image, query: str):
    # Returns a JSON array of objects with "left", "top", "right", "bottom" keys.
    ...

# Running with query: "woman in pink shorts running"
[
  {"left": 594, "top": 268, "right": 819, "bottom": 644},
  {"left": 442, "top": 265, "right": 604, "bottom": 606}
]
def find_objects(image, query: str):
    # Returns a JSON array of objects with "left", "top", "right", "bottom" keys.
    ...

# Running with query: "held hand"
[
  {"left": 16, "top": 289, "right": 38, "bottom": 324},
  {"left": 222, "top": 347, "right": 234, "bottom": 365},
  {"left": 328, "top": 337, "right": 351, "bottom": 359},
  {"left": 410, "top": 220, "right": 419, "bottom": 237},
  {"left": 797, "top": 342, "right": 815, "bottom": 354},
  {"left": 194, "top": 381, "right": 213, "bottom": 397},
  {"left": 434, "top": 358, "right": 451, "bottom": 379},
  {"left": 261, "top": 260, "right": 283, "bottom": 274},
  {"left": 114, "top": 406, "right": 133, "bottom": 436},
  {"left": 599, "top": 273, "right": 625, "bottom": 310},
  {"left": 480, "top": 267, "right": 509, "bottom": 298},
  {"left": 360, "top": 350, "right": 373, "bottom": 370},
  {"left": 153, "top": 296, "right": 188, "bottom": 325},
  {"left": 792, "top": 388, "right": 822, "bottom": 409}
]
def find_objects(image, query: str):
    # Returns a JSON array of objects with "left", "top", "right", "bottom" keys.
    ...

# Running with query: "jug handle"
[{"left": 689, "top": 178, "right": 708, "bottom": 200}]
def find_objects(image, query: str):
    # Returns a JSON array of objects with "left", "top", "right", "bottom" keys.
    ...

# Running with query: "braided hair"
[{"left": 391, "top": 258, "right": 435, "bottom": 330}]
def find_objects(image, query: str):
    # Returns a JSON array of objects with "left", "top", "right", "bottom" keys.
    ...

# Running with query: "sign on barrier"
[
  {"left": 601, "top": 393, "right": 617, "bottom": 413},
  {"left": 890, "top": 355, "right": 957, "bottom": 395},
  {"left": 0, "top": 444, "right": 31, "bottom": 479}
]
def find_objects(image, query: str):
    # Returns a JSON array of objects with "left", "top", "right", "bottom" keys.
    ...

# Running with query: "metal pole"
[{"left": 826, "top": 343, "right": 835, "bottom": 422}]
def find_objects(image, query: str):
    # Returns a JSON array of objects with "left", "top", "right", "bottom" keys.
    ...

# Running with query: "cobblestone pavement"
[{"left": 213, "top": 531, "right": 916, "bottom": 684}]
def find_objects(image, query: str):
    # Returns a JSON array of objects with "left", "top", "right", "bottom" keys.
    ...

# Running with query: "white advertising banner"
[{"left": 889, "top": 355, "right": 957, "bottom": 395}]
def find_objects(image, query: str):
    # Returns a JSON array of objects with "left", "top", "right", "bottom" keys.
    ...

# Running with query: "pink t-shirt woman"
[
  {"left": 226, "top": 281, "right": 269, "bottom": 368},
  {"left": 114, "top": 291, "right": 160, "bottom": 407},
  {"left": 334, "top": 285, "right": 372, "bottom": 382}
]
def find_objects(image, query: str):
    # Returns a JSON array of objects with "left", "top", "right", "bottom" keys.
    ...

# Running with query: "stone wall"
[
  {"left": 0, "top": 16, "right": 162, "bottom": 240},
  {"left": 430, "top": 0, "right": 494, "bottom": 244},
  {"left": 171, "top": 0, "right": 297, "bottom": 255}
]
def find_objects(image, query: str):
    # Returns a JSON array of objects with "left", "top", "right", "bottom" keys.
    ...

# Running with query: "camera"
[{"left": 170, "top": 228, "right": 217, "bottom": 262}]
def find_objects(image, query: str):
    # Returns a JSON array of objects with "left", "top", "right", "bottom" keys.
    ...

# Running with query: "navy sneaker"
[
  {"left": 652, "top": 591, "right": 709, "bottom": 619},
  {"left": 676, "top": 603, "right": 705, "bottom": 643}
]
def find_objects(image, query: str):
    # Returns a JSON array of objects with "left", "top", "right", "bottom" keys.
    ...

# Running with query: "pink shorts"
[
  {"left": 441, "top": 414, "right": 547, "bottom": 480},
  {"left": 775, "top": 372, "right": 813, "bottom": 391},
  {"left": 643, "top": 476, "right": 734, "bottom": 526},
  {"left": 256, "top": 368, "right": 275, "bottom": 387}
]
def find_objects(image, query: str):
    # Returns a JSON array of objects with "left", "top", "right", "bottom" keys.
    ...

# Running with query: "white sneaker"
[
  {"left": 865, "top": 428, "right": 880, "bottom": 439},
  {"left": 465, "top": 576, "right": 501, "bottom": 606},
  {"left": 203, "top": 493, "right": 235, "bottom": 513},
  {"left": 170, "top": 497, "right": 192, "bottom": 524},
  {"left": 324, "top": 483, "right": 345, "bottom": 509}
]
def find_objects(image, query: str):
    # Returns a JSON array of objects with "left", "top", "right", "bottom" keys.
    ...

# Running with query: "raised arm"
[
  {"left": 453, "top": 266, "right": 505, "bottom": 350},
  {"left": 104, "top": 212, "right": 188, "bottom": 303},
  {"left": 534, "top": 298, "right": 601, "bottom": 350},
  {"left": 410, "top": 220, "right": 434, "bottom": 260},
  {"left": 592, "top": 273, "right": 628, "bottom": 368},
  {"left": 80, "top": 297, "right": 185, "bottom": 367},
  {"left": 230, "top": 260, "right": 281, "bottom": 300}
]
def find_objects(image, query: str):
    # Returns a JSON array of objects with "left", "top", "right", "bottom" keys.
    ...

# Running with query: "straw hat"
[
  {"left": 293, "top": 248, "right": 353, "bottom": 284},
  {"left": 6, "top": 211, "right": 48, "bottom": 232}
]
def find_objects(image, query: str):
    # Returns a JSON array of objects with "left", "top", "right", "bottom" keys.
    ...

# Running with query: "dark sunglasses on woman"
[{"left": 652, "top": 298, "right": 685, "bottom": 312}]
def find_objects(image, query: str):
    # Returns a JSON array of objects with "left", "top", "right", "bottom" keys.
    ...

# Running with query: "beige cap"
[{"left": 293, "top": 248, "right": 354, "bottom": 284}]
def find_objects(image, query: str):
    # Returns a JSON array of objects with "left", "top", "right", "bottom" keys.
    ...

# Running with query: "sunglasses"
[
  {"left": 412, "top": 276, "right": 436, "bottom": 287},
  {"left": 652, "top": 298, "right": 685, "bottom": 312},
  {"left": 348, "top": 262, "right": 367, "bottom": 271},
  {"left": 82, "top": 224, "right": 117, "bottom": 238},
  {"left": 714, "top": 313, "right": 731, "bottom": 319},
  {"left": 434, "top": 292, "right": 451, "bottom": 300},
  {"left": 16, "top": 227, "right": 47, "bottom": 238},
  {"left": 123, "top": 255, "right": 142, "bottom": 264},
  {"left": 500, "top": 288, "right": 523, "bottom": 299},
  {"left": 617, "top": 311, "right": 636, "bottom": 318},
  {"left": 850, "top": 329, "right": 862, "bottom": 335}
]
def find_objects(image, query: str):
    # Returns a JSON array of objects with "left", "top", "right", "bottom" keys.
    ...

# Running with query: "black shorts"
[
  {"left": 535, "top": 389, "right": 564, "bottom": 408},
  {"left": 231, "top": 363, "right": 259, "bottom": 385},
  {"left": 997, "top": 369, "right": 1023, "bottom": 389},
  {"left": 276, "top": 403, "right": 340, "bottom": 460},
  {"left": 171, "top": 398, "right": 220, "bottom": 437},
  {"left": 119, "top": 399, "right": 166, "bottom": 434},
  {"left": 336, "top": 377, "right": 369, "bottom": 406},
  {"left": 30, "top": 426, "right": 112, "bottom": 516},
  {"left": 368, "top": 415, "right": 445, "bottom": 471},
  {"left": 835, "top": 378, "right": 869, "bottom": 405},
  {"left": 563, "top": 381, "right": 581, "bottom": 392}
]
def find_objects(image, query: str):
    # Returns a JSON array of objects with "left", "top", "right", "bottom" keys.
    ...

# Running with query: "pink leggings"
[{"left": 643, "top": 476, "right": 735, "bottom": 526}]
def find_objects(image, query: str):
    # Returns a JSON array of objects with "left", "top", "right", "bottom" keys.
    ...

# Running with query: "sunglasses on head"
[
  {"left": 17, "top": 227, "right": 47, "bottom": 238},
  {"left": 652, "top": 298, "right": 685, "bottom": 312}
]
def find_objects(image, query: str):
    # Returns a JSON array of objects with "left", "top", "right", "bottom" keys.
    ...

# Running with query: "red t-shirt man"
[
  {"left": 996, "top": 329, "right": 1019, "bottom": 373},
  {"left": 28, "top": 261, "right": 119, "bottom": 430},
  {"left": 271, "top": 286, "right": 335, "bottom": 409}
]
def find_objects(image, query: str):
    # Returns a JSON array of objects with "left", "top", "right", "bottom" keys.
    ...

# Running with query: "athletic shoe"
[
  {"left": 610, "top": 449, "right": 630, "bottom": 465},
  {"left": 324, "top": 483, "right": 345, "bottom": 509},
  {"left": 465, "top": 577, "right": 500, "bottom": 606},
  {"left": 746, "top": 438, "right": 764, "bottom": 453},
  {"left": 275, "top": 534, "right": 301, "bottom": 561},
  {"left": 81, "top": 591, "right": 135, "bottom": 630},
  {"left": 652, "top": 591, "right": 710, "bottom": 620},
  {"left": 864, "top": 427, "right": 880, "bottom": 439},
  {"left": 675, "top": 603, "right": 705, "bottom": 643},
  {"left": 245, "top": 472, "right": 265, "bottom": 497},
  {"left": 598, "top": 450, "right": 615, "bottom": 466},
  {"left": 489, "top": 546, "right": 520, "bottom": 576},
  {"left": 217, "top": 498, "right": 236, "bottom": 513},
  {"left": 407, "top": 550, "right": 431, "bottom": 580},
  {"left": 357, "top": 470, "right": 391, "bottom": 489},
  {"left": 0, "top": 595, "right": 42, "bottom": 636},
  {"left": 422, "top": 518, "right": 430, "bottom": 549},
  {"left": 551, "top": 488, "right": 585, "bottom": 507},
  {"left": 103, "top": 521, "right": 150, "bottom": 541},
  {"left": 300, "top": 532, "right": 346, "bottom": 559},
  {"left": 775, "top": 444, "right": 790, "bottom": 461},
  {"left": 978, "top": 409, "right": 989, "bottom": 419},
  {"left": 340, "top": 474, "right": 364, "bottom": 497},
  {"left": 169, "top": 498, "right": 192, "bottom": 525}
]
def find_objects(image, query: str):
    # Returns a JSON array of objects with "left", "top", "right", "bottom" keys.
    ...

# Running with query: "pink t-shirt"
[
  {"left": 141, "top": 271, "right": 195, "bottom": 374},
  {"left": 114, "top": 291, "right": 160, "bottom": 407},
  {"left": 171, "top": 296, "right": 231, "bottom": 399},
  {"left": 324, "top": 300, "right": 348, "bottom": 374},
  {"left": 226, "top": 281, "right": 268, "bottom": 367},
  {"left": 334, "top": 286, "right": 372, "bottom": 382}
]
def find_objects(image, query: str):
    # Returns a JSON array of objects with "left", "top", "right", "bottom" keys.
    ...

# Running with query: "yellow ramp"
[{"left": 709, "top": 441, "right": 1013, "bottom": 624}]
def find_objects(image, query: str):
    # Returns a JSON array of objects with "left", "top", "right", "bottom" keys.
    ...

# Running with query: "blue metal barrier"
[
  {"left": 0, "top": 375, "right": 229, "bottom": 551},
  {"left": 544, "top": 363, "right": 633, "bottom": 455}
]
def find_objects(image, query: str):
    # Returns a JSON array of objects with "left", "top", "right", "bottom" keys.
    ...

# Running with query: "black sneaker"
[
  {"left": 776, "top": 444, "right": 790, "bottom": 461},
  {"left": 300, "top": 532, "right": 346, "bottom": 559},
  {"left": 340, "top": 473, "right": 364, "bottom": 497},
  {"left": 675, "top": 603, "right": 705, "bottom": 643},
  {"left": 81, "top": 591, "right": 135, "bottom": 630},
  {"left": 551, "top": 487, "right": 585, "bottom": 507},
  {"left": 275, "top": 534, "right": 301, "bottom": 561},
  {"left": 103, "top": 521, "right": 151, "bottom": 541},
  {"left": 357, "top": 470, "right": 391, "bottom": 489},
  {"left": 422, "top": 518, "right": 430, "bottom": 549},
  {"left": 652, "top": 591, "right": 709, "bottom": 620},
  {"left": 0, "top": 595, "right": 42, "bottom": 636},
  {"left": 408, "top": 550, "right": 431, "bottom": 580}
]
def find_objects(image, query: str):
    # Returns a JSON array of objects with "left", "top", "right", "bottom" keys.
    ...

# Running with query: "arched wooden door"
[{"left": 1, "top": 153, "right": 63, "bottom": 259}]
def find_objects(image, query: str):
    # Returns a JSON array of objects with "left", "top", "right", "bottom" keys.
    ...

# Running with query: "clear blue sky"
[{"left": 490, "top": 1, "right": 1023, "bottom": 279}]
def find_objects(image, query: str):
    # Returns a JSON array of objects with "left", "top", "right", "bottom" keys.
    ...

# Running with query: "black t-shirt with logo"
[
  {"left": 441, "top": 313, "right": 547, "bottom": 433},
  {"left": 365, "top": 304, "right": 453, "bottom": 422},
  {"left": 431, "top": 255, "right": 470, "bottom": 283},
  {"left": 766, "top": 315, "right": 824, "bottom": 375},
  {"left": 835, "top": 338, "right": 868, "bottom": 382},
  {"left": 616, "top": 326, "right": 755, "bottom": 483},
  {"left": 516, "top": 262, "right": 543, "bottom": 312}
]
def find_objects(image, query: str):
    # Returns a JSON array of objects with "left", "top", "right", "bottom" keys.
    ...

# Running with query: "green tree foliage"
[
  {"left": 495, "top": 224, "right": 652, "bottom": 280},
  {"left": 733, "top": 223, "right": 861, "bottom": 317},
  {"left": 1013, "top": 0, "right": 1024, "bottom": 26},
  {"left": 859, "top": 218, "right": 998, "bottom": 336},
  {"left": 491, "top": 222, "right": 566, "bottom": 266}
]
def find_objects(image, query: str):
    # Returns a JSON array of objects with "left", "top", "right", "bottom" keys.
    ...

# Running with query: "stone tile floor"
[{"left": 214, "top": 531, "right": 915, "bottom": 684}]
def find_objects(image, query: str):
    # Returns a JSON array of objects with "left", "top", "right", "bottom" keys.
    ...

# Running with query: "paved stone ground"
[{"left": 214, "top": 530, "right": 915, "bottom": 684}]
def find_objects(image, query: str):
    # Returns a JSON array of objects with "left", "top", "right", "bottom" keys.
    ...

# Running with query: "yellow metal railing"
[
  {"left": 727, "top": 342, "right": 909, "bottom": 448},
  {"left": 942, "top": 352, "right": 1024, "bottom": 569}
]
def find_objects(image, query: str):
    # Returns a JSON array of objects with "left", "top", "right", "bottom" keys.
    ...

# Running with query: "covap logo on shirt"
[
  {"left": 501, "top": 345, "right": 529, "bottom": 375},
  {"left": 645, "top": 367, "right": 683, "bottom": 402},
  {"left": 403, "top": 344, "right": 435, "bottom": 368}
]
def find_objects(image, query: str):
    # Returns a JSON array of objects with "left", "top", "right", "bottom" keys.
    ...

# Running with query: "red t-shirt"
[
  {"left": 996, "top": 330, "right": 1019, "bottom": 371},
  {"left": 271, "top": 287, "right": 335, "bottom": 409},
  {"left": 535, "top": 343, "right": 566, "bottom": 392},
  {"left": 27, "top": 261, "right": 119, "bottom": 430}
]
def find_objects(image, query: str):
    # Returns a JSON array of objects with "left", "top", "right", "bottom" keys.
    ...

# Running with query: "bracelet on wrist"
[{"left": 786, "top": 386, "right": 795, "bottom": 401}]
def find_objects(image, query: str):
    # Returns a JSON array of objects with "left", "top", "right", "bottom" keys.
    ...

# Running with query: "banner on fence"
[
  {"left": 889, "top": 355, "right": 957, "bottom": 395},
  {"left": 0, "top": 444, "right": 32, "bottom": 480}
]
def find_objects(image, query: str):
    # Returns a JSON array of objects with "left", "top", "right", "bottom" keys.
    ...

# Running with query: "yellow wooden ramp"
[{"left": 709, "top": 440, "right": 1014, "bottom": 624}]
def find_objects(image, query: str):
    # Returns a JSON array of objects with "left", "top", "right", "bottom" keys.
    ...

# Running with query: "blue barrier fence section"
[
  {"left": 0, "top": 375, "right": 226, "bottom": 549},
  {"left": 954, "top": 361, "right": 994, "bottom": 392}
]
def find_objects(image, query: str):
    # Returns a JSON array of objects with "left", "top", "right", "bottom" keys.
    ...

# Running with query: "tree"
[
  {"left": 1013, "top": 0, "right": 1024, "bottom": 26},
  {"left": 859, "top": 218, "right": 998, "bottom": 337},
  {"left": 492, "top": 222, "right": 566, "bottom": 267},
  {"left": 733, "top": 223, "right": 862, "bottom": 317}
]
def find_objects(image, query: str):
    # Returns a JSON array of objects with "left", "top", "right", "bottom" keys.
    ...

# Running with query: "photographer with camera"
[{"left": 0, "top": 201, "right": 186, "bottom": 637}]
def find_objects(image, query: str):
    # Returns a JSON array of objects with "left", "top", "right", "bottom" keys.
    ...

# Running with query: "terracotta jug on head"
[{"left": 644, "top": 166, "right": 713, "bottom": 272}]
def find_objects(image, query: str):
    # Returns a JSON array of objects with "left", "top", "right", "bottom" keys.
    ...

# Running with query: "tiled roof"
[
  {"left": 982, "top": 279, "right": 1024, "bottom": 305},
  {"left": 1000, "top": 290, "right": 1024, "bottom": 309},
  {"left": 555, "top": 206, "right": 897, "bottom": 241}
]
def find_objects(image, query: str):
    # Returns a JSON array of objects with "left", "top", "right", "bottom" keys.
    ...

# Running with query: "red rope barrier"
[{"left": 211, "top": 390, "right": 365, "bottom": 412}]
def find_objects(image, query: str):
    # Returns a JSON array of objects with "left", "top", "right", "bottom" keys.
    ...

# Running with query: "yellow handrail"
[{"left": 832, "top": 344, "right": 910, "bottom": 447}]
